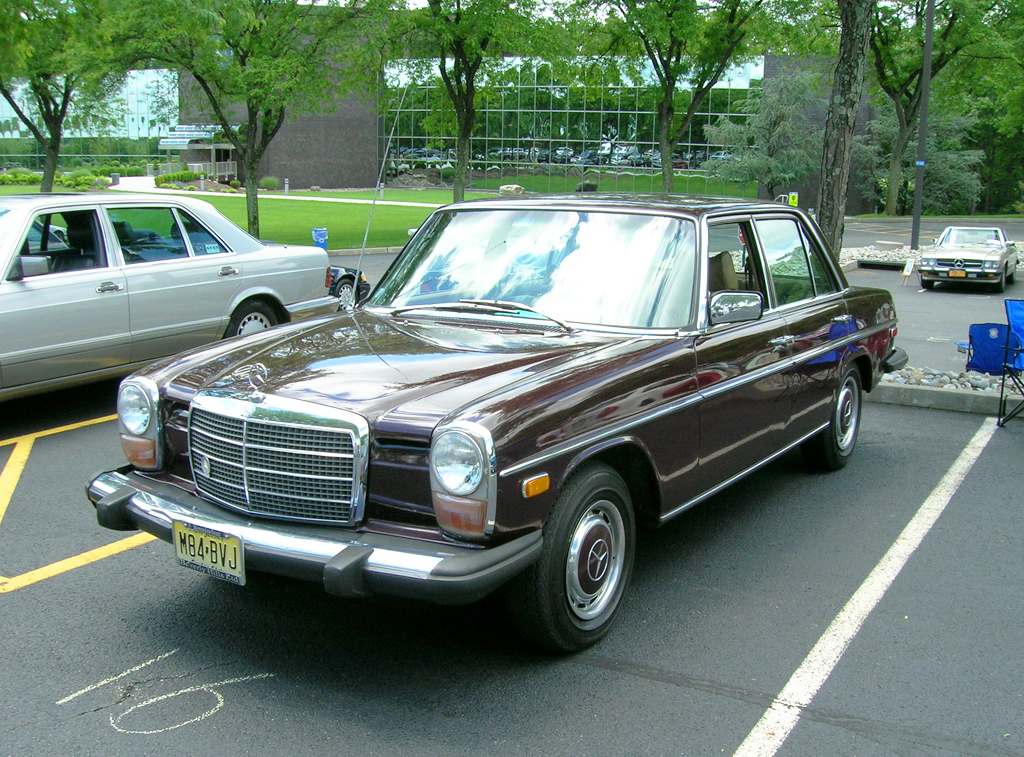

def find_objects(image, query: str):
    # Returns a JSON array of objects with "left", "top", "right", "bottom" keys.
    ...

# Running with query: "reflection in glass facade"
[{"left": 383, "top": 58, "right": 762, "bottom": 195}]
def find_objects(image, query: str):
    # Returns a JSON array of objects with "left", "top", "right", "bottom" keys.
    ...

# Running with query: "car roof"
[
  {"left": 442, "top": 193, "right": 791, "bottom": 219},
  {"left": 0, "top": 192, "right": 218, "bottom": 213}
]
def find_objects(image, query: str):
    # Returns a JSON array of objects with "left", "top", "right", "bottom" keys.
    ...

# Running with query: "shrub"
[
  {"left": 154, "top": 170, "right": 202, "bottom": 187},
  {"left": 258, "top": 176, "right": 280, "bottom": 190},
  {"left": 229, "top": 179, "right": 241, "bottom": 188}
]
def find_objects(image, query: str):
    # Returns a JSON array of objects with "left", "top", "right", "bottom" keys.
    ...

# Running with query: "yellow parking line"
[
  {"left": 0, "top": 414, "right": 118, "bottom": 447},
  {"left": 0, "top": 438, "right": 34, "bottom": 530},
  {"left": 0, "top": 533, "right": 156, "bottom": 594}
]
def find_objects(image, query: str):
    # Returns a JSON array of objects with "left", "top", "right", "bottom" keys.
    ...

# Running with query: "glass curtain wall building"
[
  {"left": 384, "top": 58, "right": 763, "bottom": 195},
  {"left": 0, "top": 69, "right": 176, "bottom": 170}
]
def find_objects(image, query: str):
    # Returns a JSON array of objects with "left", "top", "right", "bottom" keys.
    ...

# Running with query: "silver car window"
[
  {"left": 17, "top": 210, "right": 106, "bottom": 275},
  {"left": 110, "top": 207, "right": 188, "bottom": 263}
]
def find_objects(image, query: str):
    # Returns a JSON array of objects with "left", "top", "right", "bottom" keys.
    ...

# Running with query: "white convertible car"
[
  {"left": 918, "top": 226, "right": 1019, "bottom": 292},
  {"left": 0, "top": 193, "right": 340, "bottom": 401}
]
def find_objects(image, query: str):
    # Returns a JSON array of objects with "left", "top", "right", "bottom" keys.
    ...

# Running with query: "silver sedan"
[
  {"left": 918, "top": 226, "right": 1019, "bottom": 292},
  {"left": 0, "top": 192, "right": 339, "bottom": 401}
]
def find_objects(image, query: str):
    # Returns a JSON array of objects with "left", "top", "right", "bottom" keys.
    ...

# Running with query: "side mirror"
[
  {"left": 7, "top": 256, "right": 49, "bottom": 281},
  {"left": 709, "top": 291, "right": 764, "bottom": 326}
]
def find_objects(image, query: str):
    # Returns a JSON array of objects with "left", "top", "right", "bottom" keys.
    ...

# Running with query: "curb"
[{"left": 866, "top": 383, "right": 1013, "bottom": 415}]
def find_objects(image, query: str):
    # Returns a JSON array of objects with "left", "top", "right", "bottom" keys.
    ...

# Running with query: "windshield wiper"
[
  {"left": 458, "top": 299, "right": 576, "bottom": 333},
  {"left": 389, "top": 300, "right": 575, "bottom": 333}
]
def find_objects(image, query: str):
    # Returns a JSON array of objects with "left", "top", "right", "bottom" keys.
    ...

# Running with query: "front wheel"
[
  {"left": 802, "top": 366, "right": 862, "bottom": 471},
  {"left": 1007, "top": 265, "right": 1016, "bottom": 285},
  {"left": 920, "top": 277, "right": 935, "bottom": 290},
  {"left": 225, "top": 300, "right": 278, "bottom": 338},
  {"left": 995, "top": 269, "right": 1006, "bottom": 294},
  {"left": 334, "top": 277, "right": 356, "bottom": 308},
  {"left": 506, "top": 463, "right": 635, "bottom": 652}
]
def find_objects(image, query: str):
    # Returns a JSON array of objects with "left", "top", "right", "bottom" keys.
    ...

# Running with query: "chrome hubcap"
[
  {"left": 237, "top": 312, "right": 272, "bottom": 336},
  {"left": 565, "top": 500, "right": 625, "bottom": 622},
  {"left": 337, "top": 282, "right": 355, "bottom": 308},
  {"left": 835, "top": 376, "right": 860, "bottom": 452}
]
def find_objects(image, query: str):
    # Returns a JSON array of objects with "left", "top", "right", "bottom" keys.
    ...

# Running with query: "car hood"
[
  {"left": 154, "top": 310, "right": 628, "bottom": 434},
  {"left": 935, "top": 243, "right": 1005, "bottom": 260}
]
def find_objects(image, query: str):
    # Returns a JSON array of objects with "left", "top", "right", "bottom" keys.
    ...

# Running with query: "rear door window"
[{"left": 110, "top": 207, "right": 188, "bottom": 263}]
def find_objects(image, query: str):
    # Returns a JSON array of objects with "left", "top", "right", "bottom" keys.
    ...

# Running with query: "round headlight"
[
  {"left": 431, "top": 431, "right": 484, "bottom": 496},
  {"left": 118, "top": 383, "right": 152, "bottom": 436}
]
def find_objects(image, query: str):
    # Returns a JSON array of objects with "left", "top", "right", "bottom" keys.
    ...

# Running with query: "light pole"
[{"left": 910, "top": 0, "right": 936, "bottom": 250}]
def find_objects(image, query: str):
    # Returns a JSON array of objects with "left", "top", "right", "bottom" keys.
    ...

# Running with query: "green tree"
[
  {"left": 598, "top": 0, "right": 766, "bottom": 192},
  {"left": 111, "top": 0, "right": 384, "bottom": 236},
  {"left": 0, "top": 0, "right": 124, "bottom": 192},
  {"left": 400, "top": 0, "right": 544, "bottom": 202},
  {"left": 704, "top": 71, "right": 823, "bottom": 198},
  {"left": 857, "top": 102, "right": 983, "bottom": 214},
  {"left": 870, "top": 0, "right": 991, "bottom": 215}
]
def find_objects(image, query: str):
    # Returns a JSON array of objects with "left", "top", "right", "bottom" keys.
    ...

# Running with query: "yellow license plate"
[
  {"left": 173, "top": 521, "right": 245, "bottom": 585},
  {"left": 949, "top": 269, "right": 966, "bottom": 278}
]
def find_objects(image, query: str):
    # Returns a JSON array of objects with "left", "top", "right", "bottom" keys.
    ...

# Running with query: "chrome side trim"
[
  {"left": 657, "top": 422, "right": 829, "bottom": 524},
  {"left": 500, "top": 320, "right": 893, "bottom": 479}
]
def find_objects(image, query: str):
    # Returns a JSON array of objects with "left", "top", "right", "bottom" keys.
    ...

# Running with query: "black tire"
[
  {"left": 334, "top": 276, "right": 356, "bottom": 307},
  {"left": 224, "top": 300, "right": 278, "bottom": 338},
  {"left": 994, "top": 268, "right": 1006, "bottom": 293},
  {"left": 920, "top": 278, "right": 935, "bottom": 290},
  {"left": 1008, "top": 265, "right": 1016, "bottom": 285},
  {"left": 506, "top": 463, "right": 635, "bottom": 652},
  {"left": 801, "top": 366, "right": 862, "bottom": 471}
]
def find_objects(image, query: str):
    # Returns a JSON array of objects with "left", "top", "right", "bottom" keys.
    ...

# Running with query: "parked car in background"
[
  {"left": 571, "top": 149, "right": 602, "bottom": 165},
  {"left": 327, "top": 266, "right": 370, "bottom": 307},
  {"left": 0, "top": 193, "right": 339, "bottom": 402},
  {"left": 552, "top": 147, "right": 575, "bottom": 163},
  {"left": 918, "top": 226, "right": 1019, "bottom": 292},
  {"left": 89, "top": 195, "right": 906, "bottom": 652}
]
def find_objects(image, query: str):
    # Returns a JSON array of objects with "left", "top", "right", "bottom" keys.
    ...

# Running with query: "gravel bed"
[
  {"left": 881, "top": 366, "right": 1019, "bottom": 394},
  {"left": 839, "top": 245, "right": 915, "bottom": 266}
]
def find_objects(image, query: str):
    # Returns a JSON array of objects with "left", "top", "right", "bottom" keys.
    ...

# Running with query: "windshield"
[
  {"left": 370, "top": 208, "right": 698, "bottom": 329},
  {"left": 940, "top": 228, "right": 1000, "bottom": 246}
]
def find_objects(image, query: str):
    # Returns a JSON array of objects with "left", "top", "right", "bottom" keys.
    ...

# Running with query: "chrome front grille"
[
  {"left": 189, "top": 402, "right": 361, "bottom": 525},
  {"left": 936, "top": 258, "right": 983, "bottom": 270}
]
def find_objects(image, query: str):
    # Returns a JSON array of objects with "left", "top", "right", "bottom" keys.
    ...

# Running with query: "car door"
[
  {"left": 107, "top": 205, "right": 243, "bottom": 362},
  {"left": 753, "top": 215, "right": 850, "bottom": 444},
  {"left": 0, "top": 207, "right": 129, "bottom": 388},
  {"left": 692, "top": 217, "right": 792, "bottom": 492}
]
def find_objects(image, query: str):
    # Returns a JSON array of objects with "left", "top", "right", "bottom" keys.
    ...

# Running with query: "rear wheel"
[
  {"left": 225, "top": 300, "right": 278, "bottom": 338},
  {"left": 802, "top": 366, "right": 862, "bottom": 471},
  {"left": 506, "top": 463, "right": 635, "bottom": 652}
]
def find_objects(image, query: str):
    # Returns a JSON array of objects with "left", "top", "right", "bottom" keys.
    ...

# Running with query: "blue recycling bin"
[{"left": 312, "top": 227, "right": 328, "bottom": 251}]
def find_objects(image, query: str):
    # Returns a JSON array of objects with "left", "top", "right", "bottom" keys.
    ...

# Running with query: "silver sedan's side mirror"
[
  {"left": 709, "top": 291, "right": 764, "bottom": 326},
  {"left": 6, "top": 255, "right": 50, "bottom": 281}
]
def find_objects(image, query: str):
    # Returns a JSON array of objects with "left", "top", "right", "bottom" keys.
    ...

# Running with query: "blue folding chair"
[
  {"left": 998, "top": 300, "right": 1024, "bottom": 427},
  {"left": 956, "top": 323, "right": 1009, "bottom": 375}
]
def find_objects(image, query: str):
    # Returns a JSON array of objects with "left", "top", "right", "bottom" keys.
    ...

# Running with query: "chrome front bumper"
[{"left": 87, "top": 468, "right": 542, "bottom": 604}]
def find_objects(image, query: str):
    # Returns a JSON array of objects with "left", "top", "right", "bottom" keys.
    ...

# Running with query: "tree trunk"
[
  {"left": 243, "top": 155, "right": 261, "bottom": 239},
  {"left": 883, "top": 125, "right": 912, "bottom": 216},
  {"left": 454, "top": 122, "right": 471, "bottom": 204},
  {"left": 41, "top": 139, "right": 60, "bottom": 193},
  {"left": 817, "top": 0, "right": 875, "bottom": 255}
]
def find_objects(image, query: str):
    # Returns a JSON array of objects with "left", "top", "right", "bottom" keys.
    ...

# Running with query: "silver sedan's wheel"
[
  {"left": 506, "top": 462, "right": 635, "bottom": 652},
  {"left": 225, "top": 300, "right": 278, "bottom": 338},
  {"left": 801, "top": 366, "right": 862, "bottom": 471}
]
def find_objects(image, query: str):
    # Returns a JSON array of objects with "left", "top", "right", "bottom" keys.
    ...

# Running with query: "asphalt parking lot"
[{"left": 2, "top": 387, "right": 1023, "bottom": 756}]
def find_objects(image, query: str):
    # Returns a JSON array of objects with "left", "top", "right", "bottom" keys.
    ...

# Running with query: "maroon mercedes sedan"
[{"left": 88, "top": 196, "right": 907, "bottom": 651}]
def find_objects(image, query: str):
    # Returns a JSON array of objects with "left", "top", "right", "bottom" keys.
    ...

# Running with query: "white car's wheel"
[{"left": 225, "top": 300, "right": 278, "bottom": 338}]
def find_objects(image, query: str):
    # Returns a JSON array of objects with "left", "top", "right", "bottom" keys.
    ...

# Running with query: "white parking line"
[{"left": 732, "top": 417, "right": 998, "bottom": 757}]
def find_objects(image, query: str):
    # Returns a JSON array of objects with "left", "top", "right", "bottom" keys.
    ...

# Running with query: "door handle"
[
  {"left": 218, "top": 266, "right": 239, "bottom": 277},
  {"left": 769, "top": 335, "right": 795, "bottom": 346},
  {"left": 831, "top": 315, "right": 852, "bottom": 324},
  {"left": 96, "top": 281, "right": 123, "bottom": 293}
]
